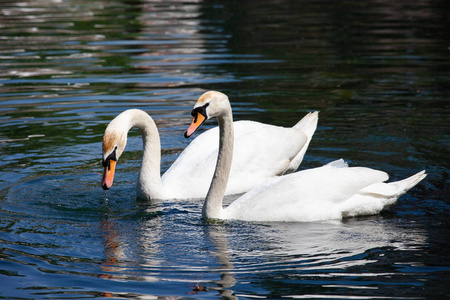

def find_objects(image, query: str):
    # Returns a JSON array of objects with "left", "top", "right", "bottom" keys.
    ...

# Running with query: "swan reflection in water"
[{"left": 98, "top": 200, "right": 427, "bottom": 299}]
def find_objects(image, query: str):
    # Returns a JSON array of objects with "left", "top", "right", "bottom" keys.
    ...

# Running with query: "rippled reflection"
[{"left": 91, "top": 206, "right": 429, "bottom": 299}]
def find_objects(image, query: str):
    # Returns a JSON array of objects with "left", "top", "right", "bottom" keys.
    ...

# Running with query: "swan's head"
[
  {"left": 101, "top": 119, "right": 128, "bottom": 190},
  {"left": 184, "top": 91, "right": 231, "bottom": 138}
]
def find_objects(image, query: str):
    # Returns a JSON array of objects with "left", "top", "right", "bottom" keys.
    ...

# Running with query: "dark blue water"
[{"left": 0, "top": 0, "right": 449, "bottom": 298}]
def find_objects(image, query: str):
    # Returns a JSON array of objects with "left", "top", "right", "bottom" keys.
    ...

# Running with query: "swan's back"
[
  {"left": 223, "top": 160, "right": 424, "bottom": 222},
  {"left": 162, "top": 120, "right": 307, "bottom": 199}
]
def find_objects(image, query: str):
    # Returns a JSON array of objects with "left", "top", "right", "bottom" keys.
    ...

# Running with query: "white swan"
[
  {"left": 101, "top": 107, "right": 318, "bottom": 200},
  {"left": 185, "top": 91, "right": 427, "bottom": 222}
]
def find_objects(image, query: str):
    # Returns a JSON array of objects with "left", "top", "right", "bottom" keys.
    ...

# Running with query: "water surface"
[{"left": 0, "top": 0, "right": 449, "bottom": 299}]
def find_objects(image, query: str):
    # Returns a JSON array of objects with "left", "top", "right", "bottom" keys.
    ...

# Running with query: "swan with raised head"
[
  {"left": 185, "top": 91, "right": 427, "bottom": 222},
  {"left": 101, "top": 105, "right": 318, "bottom": 200}
]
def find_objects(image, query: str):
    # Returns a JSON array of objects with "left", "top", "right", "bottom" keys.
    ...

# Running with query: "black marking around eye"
[
  {"left": 191, "top": 103, "right": 209, "bottom": 120},
  {"left": 102, "top": 147, "right": 117, "bottom": 167}
]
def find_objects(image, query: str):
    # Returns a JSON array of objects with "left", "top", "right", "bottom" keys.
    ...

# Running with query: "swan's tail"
[
  {"left": 361, "top": 170, "right": 427, "bottom": 209},
  {"left": 391, "top": 170, "right": 427, "bottom": 193},
  {"left": 283, "top": 111, "right": 319, "bottom": 174},
  {"left": 391, "top": 169, "right": 426, "bottom": 198},
  {"left": 341, "top": 170, "right": 427, "bottom": 218},
  {"left": 293, "top": 111, "right": 319, "bottom": 139}
]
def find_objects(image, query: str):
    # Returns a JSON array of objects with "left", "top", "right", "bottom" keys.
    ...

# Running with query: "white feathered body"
[
  {"left": 221, "top": 159, "right": 426, "bottom": 222},
  {"left": 162, "top": 120, "right": 308, "bottom": 199}
]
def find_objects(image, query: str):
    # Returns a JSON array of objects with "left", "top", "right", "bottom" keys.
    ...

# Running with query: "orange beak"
[
  {"left": 184, "top": 112, "right": 206, "bottom": 138},
  {"left": 101, "top": 160, "right": 116, "bottom": 190}
]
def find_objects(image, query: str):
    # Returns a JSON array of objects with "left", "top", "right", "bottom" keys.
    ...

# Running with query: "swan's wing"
[
  {"left": 284, "top": 111, "right": 319, "bottom": 174},
  {"left": 227, "top": 121, "right": 308, "bottom": 194},
  {"left": 162, "top": 120, "right": 307, "bottom": 199},
  {"left": 223, "top": 161, "right": 390, "bottom": 222}
]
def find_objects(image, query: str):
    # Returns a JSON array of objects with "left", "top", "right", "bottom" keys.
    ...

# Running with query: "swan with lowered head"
[
  {"left": 185, "top": 91, "right": 427, "bottom": 222},
  {"left": 101, "top": 105, "right": 318, "bottom": 200}
]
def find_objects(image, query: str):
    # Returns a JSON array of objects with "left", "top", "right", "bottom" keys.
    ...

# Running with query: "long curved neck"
[
  {"left": 124, "top": 110, "right": 164, "bottom": 200},
  {"left": 202, "top": 109, "right": 234, "bottom": 219}
]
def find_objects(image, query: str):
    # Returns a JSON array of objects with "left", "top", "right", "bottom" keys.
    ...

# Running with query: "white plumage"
[{"left": 223, "top": 159, "right": 426, "bottom": 222}]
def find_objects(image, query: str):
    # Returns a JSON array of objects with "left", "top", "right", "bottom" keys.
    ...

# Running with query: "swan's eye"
[{"left": 191, "top": 111, "right": 198, "bottom": 123}]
